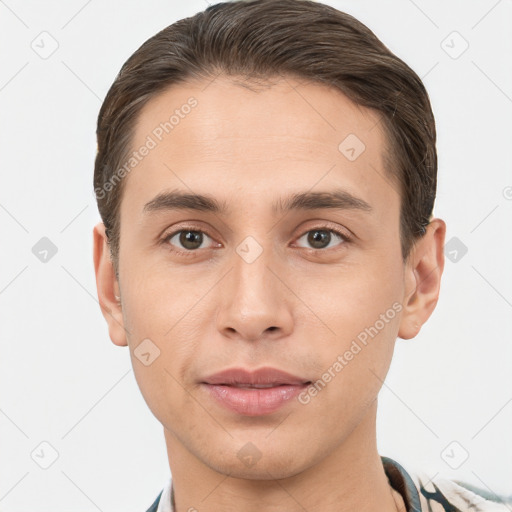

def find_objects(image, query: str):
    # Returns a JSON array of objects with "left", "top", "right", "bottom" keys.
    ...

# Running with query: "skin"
[{"left": 93, "top": 75, "right": 446, "bottom": 512}]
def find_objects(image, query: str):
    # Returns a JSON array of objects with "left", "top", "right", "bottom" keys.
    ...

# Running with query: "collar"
[{"left": 382, "top": 456, "right": 423, "bottom": 512}]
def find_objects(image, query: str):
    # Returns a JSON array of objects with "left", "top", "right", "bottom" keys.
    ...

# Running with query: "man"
[{"left": 92, "top": 1, "right": 507, "bottom": 510}]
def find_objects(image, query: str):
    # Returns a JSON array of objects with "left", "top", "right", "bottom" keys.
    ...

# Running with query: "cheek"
[
  {"left": 123, "top": 309, "right": 200, "bottom": 431},
  {"left": 120, "top": 252, "right": 211, "bottom": 338},
  {"left": 119, "top": 256, "right": 221, "bottom": 415},
  {"left": 292, "top": 257, "right": 404, "bottom": 401},
  {"left": 294, "top": 284, "right": 402, "bottom": 437},
  {"left": 296, "top": 256, "right": 403, "bottom": 343}
]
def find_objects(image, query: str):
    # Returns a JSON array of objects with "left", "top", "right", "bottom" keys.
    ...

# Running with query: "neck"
[{"left": 164, "top": 400, "right": 405, "bottom": 512}]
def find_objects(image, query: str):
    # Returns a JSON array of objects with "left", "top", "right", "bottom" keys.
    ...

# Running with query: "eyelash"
[{"left": 160, "top": 224, "right": 352, "bottom": 256}]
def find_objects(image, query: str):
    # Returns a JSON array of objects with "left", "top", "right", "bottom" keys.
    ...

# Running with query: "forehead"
[
  {"left": 134, "top": 75, "right": 383, "bottom": 157},
  {"left": 123, "top": 75, "right": 398, "bottom": 216}
]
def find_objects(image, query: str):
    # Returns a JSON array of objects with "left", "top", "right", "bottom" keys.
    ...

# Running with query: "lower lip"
[{"left": 202, "top": 383, "right": 309, "bottom": 416}]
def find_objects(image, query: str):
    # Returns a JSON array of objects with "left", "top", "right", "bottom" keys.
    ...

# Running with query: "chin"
[
  {"left": 202, "top": 443, "right": 314, "bottom": 481},
  {"left": 212, "top": 459, "right": 305, "bottom": 481}
]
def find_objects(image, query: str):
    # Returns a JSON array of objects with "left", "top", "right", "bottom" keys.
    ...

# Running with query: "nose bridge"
[
  {"left": 216, "top": 235, "right": 293, "bottom": 340},
  {"left": 232, "top": 235, "right": 276, "bottom": 312}
]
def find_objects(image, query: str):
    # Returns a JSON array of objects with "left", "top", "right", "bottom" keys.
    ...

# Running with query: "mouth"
[{"left": 200, "top": 367, "right": 312, "bottom": 416}]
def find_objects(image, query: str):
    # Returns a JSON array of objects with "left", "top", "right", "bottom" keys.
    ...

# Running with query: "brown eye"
[
  {"left": 296, "top": 229, "right": 347, "bottom": 250},
  {"left": 308, "top": 230, "right": 331, "bottom": 249},
  {"left": 167, "top": 230, "right": 212, "bottom": 251}
]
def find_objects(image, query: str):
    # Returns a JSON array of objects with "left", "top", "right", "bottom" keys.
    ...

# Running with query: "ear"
[
  {"left": 93, "top": 222, "right": 128, "bottom": 346},
  {"left": 398, "top": 218, "right": 446, "bottom": 340}
]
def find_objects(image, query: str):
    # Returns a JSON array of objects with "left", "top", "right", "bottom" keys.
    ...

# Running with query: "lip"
[
  {"left": 202, "top": 367, "right": 310, "bottom": 387},
  {"left": 201, "top": 367, "right": 311, "bottom": 416}
]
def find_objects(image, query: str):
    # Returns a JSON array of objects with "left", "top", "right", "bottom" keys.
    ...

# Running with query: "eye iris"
[
  {"left": 180, "top": 230, "right": 203, "bottom": 250},
  {"left": 308, "top": 230, "right": 331, "bottom": 249}
]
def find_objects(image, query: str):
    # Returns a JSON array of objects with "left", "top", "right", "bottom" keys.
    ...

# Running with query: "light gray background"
[{"left": 1, "top": 1, "right": 511, "bottom": 511}]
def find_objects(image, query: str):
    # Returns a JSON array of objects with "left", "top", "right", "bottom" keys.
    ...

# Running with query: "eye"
[
  {"left": 295, "top": 228, "right": 348, "bottom": 250},
  {"left": 164, "top": 229, "right": 215, "bottom": 252}
]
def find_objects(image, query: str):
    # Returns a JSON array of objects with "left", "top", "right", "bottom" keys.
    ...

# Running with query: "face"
[{"left": 97, "top": 75, "right": 427, "bottom": 480}]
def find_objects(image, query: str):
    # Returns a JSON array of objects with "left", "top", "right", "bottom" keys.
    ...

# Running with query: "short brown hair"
[{"left": 94, "top": 0, "right": 437, "bottom": 273}]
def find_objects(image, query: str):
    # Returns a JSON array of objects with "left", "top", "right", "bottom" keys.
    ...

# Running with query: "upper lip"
[{"left": 202, "top": 367, "right": 311, "bottom": 387}]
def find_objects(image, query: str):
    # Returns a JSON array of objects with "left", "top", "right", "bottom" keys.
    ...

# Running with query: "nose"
[{"left": 215, "top": 243, "right": 294, "bottom": 342}]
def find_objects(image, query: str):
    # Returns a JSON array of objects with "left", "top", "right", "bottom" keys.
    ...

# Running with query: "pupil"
[
  {"left": 308, "top": 230, "right": 330, "bottom": 249},
  {"left": 180, "top": 231, "right": 202, "bottom": 250}
]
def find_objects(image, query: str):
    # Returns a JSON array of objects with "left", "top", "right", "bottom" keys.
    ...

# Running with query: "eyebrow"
[
  {"left": 142, "top": 188, "right": 372, "bottom": 215},
  {"left": 273, "top": 189, "right": 372, "bottom": 214}
]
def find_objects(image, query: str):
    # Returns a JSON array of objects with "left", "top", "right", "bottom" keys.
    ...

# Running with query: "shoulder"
[
  {"left": 382, "top": 456, "right": 510, "bottom": 512},
  {"left": 413, "top": 470, "right": 511, "bottom": 511}
]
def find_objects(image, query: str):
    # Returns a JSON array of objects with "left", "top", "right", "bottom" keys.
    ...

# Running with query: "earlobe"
[
  {"left": 398, "top": 218, "right": 446, "bottom": 340},
  {"left": 93, "top": 222, "right": 128, "bottom": 347}
]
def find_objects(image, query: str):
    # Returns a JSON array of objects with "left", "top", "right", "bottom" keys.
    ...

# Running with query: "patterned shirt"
[{"left": 145, "top": 456, "right": 510, "bottom": 511}]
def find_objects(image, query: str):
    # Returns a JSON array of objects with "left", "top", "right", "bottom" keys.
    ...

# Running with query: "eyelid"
[{"left": 294, "top": 221, "right": 353, "bottom": 243}]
